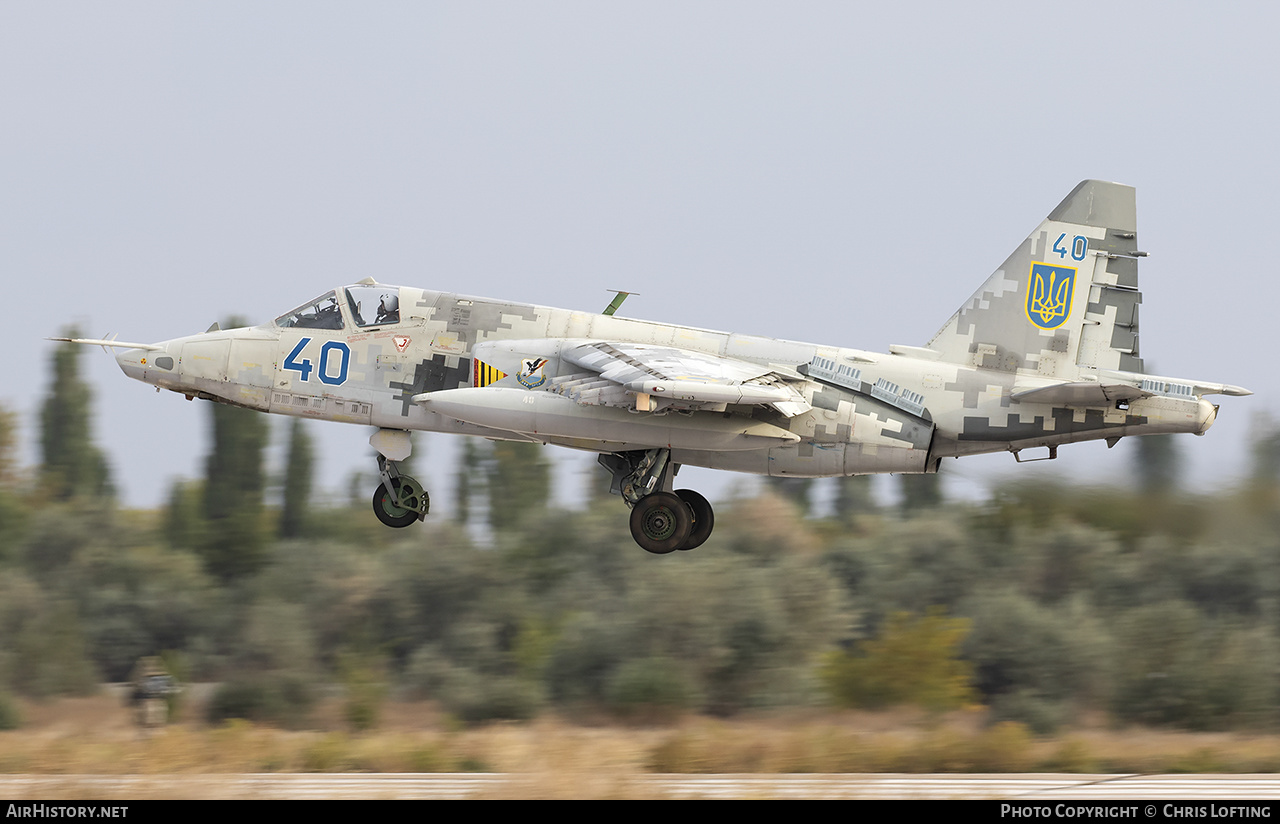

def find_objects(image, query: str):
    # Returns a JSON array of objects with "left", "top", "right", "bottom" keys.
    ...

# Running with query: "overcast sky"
[{"left": 3, "top": 2, "right": 1275, "bottom": 512}]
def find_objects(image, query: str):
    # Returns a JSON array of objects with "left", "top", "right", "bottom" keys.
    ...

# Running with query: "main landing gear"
[
  {"left": 370, "top": 429, "right": 429, "bottom": 529},
  {"left": 366, "top": 430, "right": 711, "bottom": 554},
  {"left": 600, "top": 448, "right": 715, "bottom": 554}
]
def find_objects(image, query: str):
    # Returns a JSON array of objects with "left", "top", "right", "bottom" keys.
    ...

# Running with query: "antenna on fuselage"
[{"left": 602, "top": 290, "right": 638, "bottom": 316}]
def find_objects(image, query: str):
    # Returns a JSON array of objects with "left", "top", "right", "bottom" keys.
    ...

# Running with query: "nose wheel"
[
  {"left": 373, "top": 476, "right": 429, "bottom": 528},
  {"left": 371, "top": 451, "right": 429, "bottom": 528}
]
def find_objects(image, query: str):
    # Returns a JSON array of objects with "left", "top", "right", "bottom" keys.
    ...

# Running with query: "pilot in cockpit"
[{"left": 376, "top": 293, "right": 400, "bottom": 325}]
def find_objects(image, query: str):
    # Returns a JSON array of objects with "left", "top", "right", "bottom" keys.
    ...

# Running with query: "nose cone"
[
  {"left": 114, "top": 346, "right": 148, "bottom": 380},
  {"left": 114, "top": 343, "right": 179, "bottom": 383}
]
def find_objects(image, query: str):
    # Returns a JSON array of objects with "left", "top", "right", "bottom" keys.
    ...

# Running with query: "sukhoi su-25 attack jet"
[{"left": 57, "top": 180, "right": 1250, "bottom": 553}]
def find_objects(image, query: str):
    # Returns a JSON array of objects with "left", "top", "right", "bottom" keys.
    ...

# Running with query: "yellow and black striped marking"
[{"left": 474, "top": 359, "right": 507, "bottom": 387}]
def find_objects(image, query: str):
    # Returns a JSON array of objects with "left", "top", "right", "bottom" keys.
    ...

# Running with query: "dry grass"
[{"left": 4, "top": 692, "right": 1280, "bottom": 779}]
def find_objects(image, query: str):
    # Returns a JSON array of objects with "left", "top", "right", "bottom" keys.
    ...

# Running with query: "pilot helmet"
[{"left": 380, "top": 293, "right": 399, "bottom": 313}]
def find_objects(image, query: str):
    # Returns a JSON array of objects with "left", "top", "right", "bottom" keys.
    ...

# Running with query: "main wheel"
[
  {"left": 675, "top": 489, "right": 714, "bottom": 550},
  {"left": 373, "top": 477, "right": 427, "bottom": 528},
  {"left": 629, "top": 491, "right": 692, "bottom": 554}
]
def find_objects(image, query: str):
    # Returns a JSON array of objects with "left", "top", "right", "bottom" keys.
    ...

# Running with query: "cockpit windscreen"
[{"left": 275, "top": 291, "right": 345, "bottom": 329}]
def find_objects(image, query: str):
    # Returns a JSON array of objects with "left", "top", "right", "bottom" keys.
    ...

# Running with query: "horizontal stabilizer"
[
  {"left": 1094, "top": 370, "right": 1254, "bottom": 399},
  {"left": 1010, "top": 381, "right": 1147, "bottom": 406}
]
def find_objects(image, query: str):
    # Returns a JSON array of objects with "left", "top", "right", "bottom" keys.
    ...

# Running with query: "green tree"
[
  {"left": 960, "top": 590, "right": 1111, "bottom": 732},
  {"left": 0, "top": 404, "right": 26, "bottom": 559},
  {"left": 455, "top": 437, "right": 485, "bottom": 525},
  {"left": 605, "top": 656, "right": 696, "bottom": 721},
  {"left": 830, "top": 514, "right": 983, "bottom": 619},
  {"left": 39, "top": 335, "right": 112, "bottom": 501},
  {"left": 280, "top": 418, "right": 314, "bottom": 539},
  {"left": 899, "top": 469, "right": 942, "bottom": 513},
  {"left": 0, "top": 577, "right": 99, "bottom": 698},
  {"left": 486, "top": 440, "right": 551, "bottom": 531},
  {"left": 832, "top": 475, "right": 876, "bottom": 522},
  {"left": 207, "top": 599, "right": 319, "bottom": 728},
  {"left": 1109, "top": 600, "right": 1278, "bottom": 730},
  {"left": 338, "top": 650, "right": 389, "bottom": 732},
  {"left": 69, "top": 537, "right": 218, "bottom": 682},
  {"left": 163, "top": 479, "right": 204, "bottom": 550},
  {"left": 0, "top": 403, "right": 18, "bottom": 487},
  {"left": 766, "top": 477, "right": 813, "bottom": 517},
  {"left": 201, "top": 400, "right": 269, "bottom": 580},
  {"left": 820, "top": 608, "right": 975, "bottom": 712},
  {"left": 1249, "top": 413, "right": 1280, "bottom": 485},
  {"left": 1134, "top": 434, "right": 1181, "bottom": 496}
]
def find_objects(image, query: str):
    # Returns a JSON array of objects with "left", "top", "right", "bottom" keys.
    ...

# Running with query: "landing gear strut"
[
  {"left": 370, "top": 429, "right": 429, "bottom": 529},
  {"left": 601, "top": 449, "right": 715, "bottom": 553}
]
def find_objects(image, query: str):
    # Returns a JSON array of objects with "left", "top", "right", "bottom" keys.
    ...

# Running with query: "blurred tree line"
[{"left": 2, "top": 339, "right": 1280, "bottom": 734}]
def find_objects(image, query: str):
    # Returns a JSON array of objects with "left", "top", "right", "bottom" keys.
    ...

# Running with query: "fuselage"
[{"left": 110, "top": 282, "right": 1218, "bottom": 479}]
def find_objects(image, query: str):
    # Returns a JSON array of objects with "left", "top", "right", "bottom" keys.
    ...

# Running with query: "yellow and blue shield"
[{"left": 1026, "top": 263, "right": 1076, "bottom": 330}]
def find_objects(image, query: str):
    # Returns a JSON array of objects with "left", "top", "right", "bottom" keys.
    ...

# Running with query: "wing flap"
[{"left": 560, "top": 341, "right": 811, "bottom": 417}]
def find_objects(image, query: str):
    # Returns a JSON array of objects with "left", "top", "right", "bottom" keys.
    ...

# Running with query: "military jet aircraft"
[{"left": 56, "top": 180, "right": 1249, "bottom": 553}]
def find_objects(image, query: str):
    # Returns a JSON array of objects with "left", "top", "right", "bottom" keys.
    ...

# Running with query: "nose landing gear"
[
  {"left": 373, "top": 456, "right": 429, "bottom": 528},
  {"left": 370, "top": 429, "right": 429, "bottom": 528}
]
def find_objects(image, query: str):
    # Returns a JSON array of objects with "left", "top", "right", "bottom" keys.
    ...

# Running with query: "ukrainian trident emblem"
[{"left": 1026, "top": 263, "right": 1076, "bottom": 330}]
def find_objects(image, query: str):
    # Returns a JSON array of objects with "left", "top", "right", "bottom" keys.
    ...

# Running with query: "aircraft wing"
[{"left": 556, "top": 341, "right": 812, "bottom": 417}]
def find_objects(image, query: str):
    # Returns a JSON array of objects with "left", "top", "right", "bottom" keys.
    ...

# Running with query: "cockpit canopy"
[
  {"left": 275, "top": 291, "right": 344, "bottom": 330},
  {"left": 275, "top": 284, "right": 401, "bottom": 330}
]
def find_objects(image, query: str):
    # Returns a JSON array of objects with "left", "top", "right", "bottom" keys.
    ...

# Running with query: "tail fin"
[{"left": 925, "top": 180, "right": 1145, "bottom": 378}]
